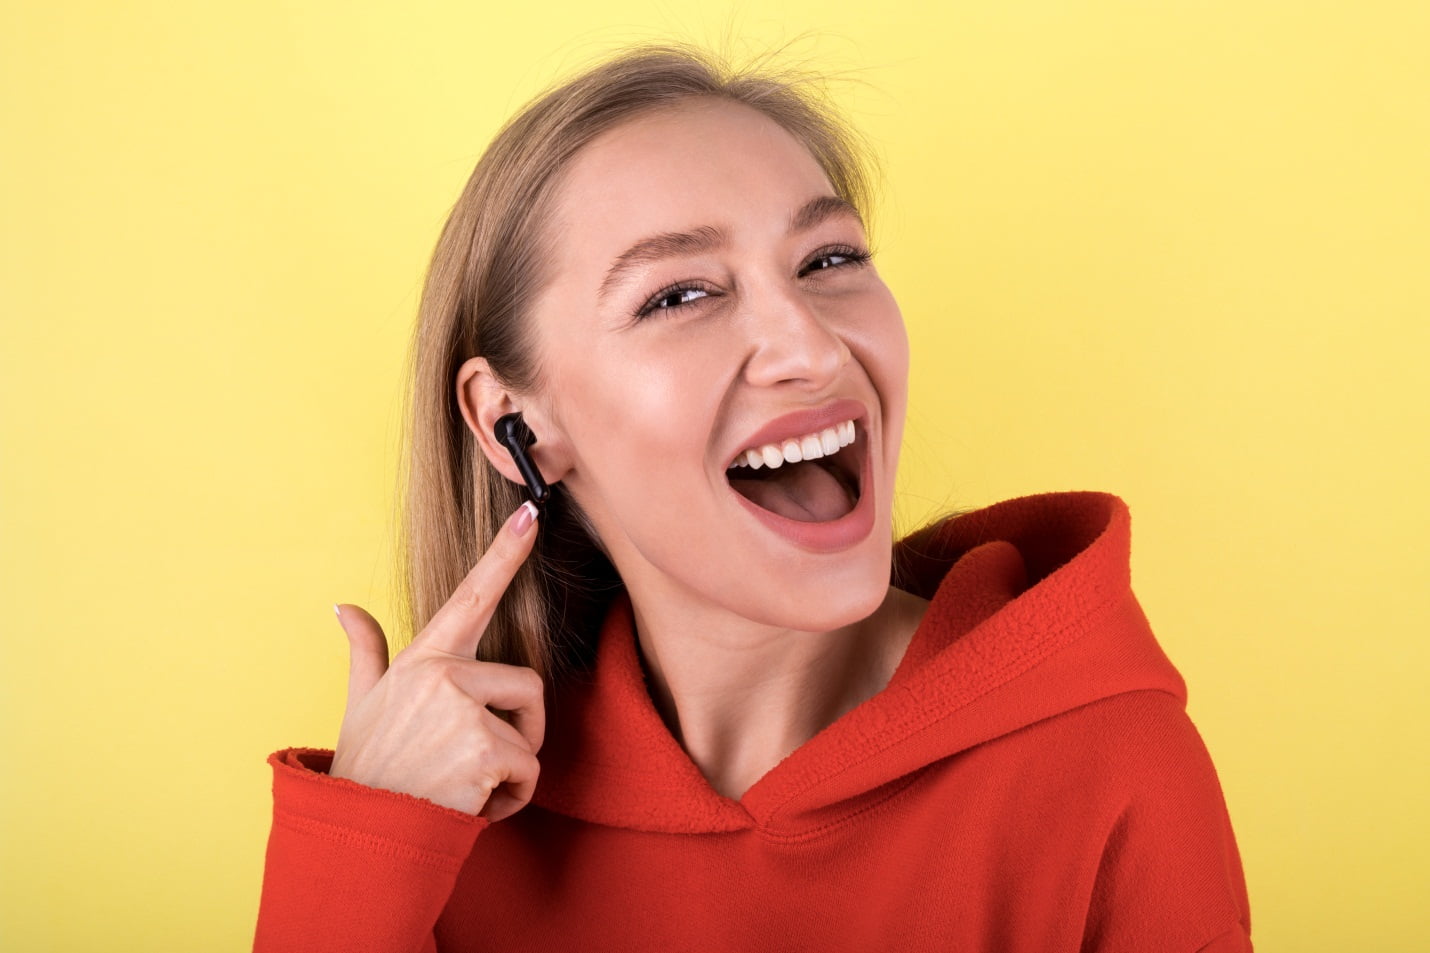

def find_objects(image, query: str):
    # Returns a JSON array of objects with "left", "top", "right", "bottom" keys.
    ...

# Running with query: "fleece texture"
[{"left": 253, "top": 491, "right": 1252, "bottom": 952}]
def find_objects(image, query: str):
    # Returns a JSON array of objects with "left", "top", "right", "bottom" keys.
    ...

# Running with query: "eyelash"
[{"left": 633, "top": 245, "right": 874, "bottom": 320}]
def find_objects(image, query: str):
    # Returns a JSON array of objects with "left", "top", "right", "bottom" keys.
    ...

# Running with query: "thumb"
[{"left": 333, "top": 603, "right": 389, "bottom": 716}]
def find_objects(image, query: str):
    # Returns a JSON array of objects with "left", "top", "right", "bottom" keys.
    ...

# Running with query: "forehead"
[{"left": 545, "top": 98, "right": 836, "bottom": 245}]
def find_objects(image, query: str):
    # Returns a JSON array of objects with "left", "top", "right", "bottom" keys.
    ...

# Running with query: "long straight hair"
[{"left": 394, "top": 44, "right": 879, "bottom": 687}]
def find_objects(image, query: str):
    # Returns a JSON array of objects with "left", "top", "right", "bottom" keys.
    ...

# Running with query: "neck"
[{"left": 627, "top": 584, "right": 929, "bottom": 801}]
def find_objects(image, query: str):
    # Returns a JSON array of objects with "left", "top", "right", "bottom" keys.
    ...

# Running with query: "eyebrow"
[{"left": 597, "top": 194, "right": 863, "bottom": 300}]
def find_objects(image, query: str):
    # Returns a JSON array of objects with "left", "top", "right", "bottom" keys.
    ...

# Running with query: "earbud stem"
[{"left": 494, "top": 413, "right": 550, "bottom": 506}]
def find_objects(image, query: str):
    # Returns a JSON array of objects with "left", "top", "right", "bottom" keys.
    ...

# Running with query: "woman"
[{"left": 254, "top": 45, "right": 1252, "bottom": 952}]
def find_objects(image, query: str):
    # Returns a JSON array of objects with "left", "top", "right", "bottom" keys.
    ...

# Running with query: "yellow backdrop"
[{"left": 3, "top": 2, "right": 1426, "bottom": 950}]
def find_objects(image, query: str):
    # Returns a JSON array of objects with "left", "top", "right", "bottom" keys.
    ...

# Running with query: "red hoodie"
[{"left": 254, "top": 491, "right": 1252, "bottom": 951}]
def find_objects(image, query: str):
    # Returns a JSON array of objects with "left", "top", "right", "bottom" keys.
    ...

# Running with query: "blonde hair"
[{"left": 394, "top": 43, "right": 879, "bottom": 686}]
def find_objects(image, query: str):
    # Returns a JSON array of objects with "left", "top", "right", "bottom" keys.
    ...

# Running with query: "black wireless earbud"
[{"left": 494, "top": 412, "right": 550, "bottom": 507}]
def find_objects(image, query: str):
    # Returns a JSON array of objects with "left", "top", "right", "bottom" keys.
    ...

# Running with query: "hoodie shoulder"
[{"left": 1062, "top": 692, "right": 1254, "bottom": 951}]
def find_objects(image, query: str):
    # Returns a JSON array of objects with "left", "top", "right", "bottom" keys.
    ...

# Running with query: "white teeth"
[{"left": 727, "top": 418, "right": 860, "bottom": 471}]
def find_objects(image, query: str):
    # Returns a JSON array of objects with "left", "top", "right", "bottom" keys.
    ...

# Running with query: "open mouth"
[{"left": 724, "top": 419, "right": 866, "bottom": 523}]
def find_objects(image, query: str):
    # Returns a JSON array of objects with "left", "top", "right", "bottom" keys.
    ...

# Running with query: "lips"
[
  {"left": 721, "top": 399, "right": 875, "bottom": 551},
  {"left": 725, "top": 423, "right": 875, "bottom": 552},
  {"left": 726, "top": 426, "right": 857, "bottom": 503},
  {"left": 723, "top": 399, "right": 868, "bottom": 470},
  {"left": 723, "top": 401, "right": 866, "bottom": 505}
]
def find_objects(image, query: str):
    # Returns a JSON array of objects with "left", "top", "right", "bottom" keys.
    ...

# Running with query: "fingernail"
[
  {"left": 333, "top": 604, "right": 345, "bottom": 628},
  {"left": 512, "top": 500, "right": 538, "bottom": 537}
]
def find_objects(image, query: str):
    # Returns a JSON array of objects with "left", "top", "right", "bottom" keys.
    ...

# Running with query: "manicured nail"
[
  {"left": 512, "top": 500, "right": 538, "bottom": 537},
  {"left": 333, "top": 604, "right": 344, "bottom": 626}
]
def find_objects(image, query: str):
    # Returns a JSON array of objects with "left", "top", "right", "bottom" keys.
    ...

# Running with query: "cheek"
[
  {"left": 882, "top": 316, "right": 911, "bottom": 451},
  {"left": 842, "top": 290, "right": 910, "bottom": 489},
  {"left": 874, "top": 285, "right": 911, "bottom": 372},
  {"left": 550, "top": 338, "right": 726, "bottom": 502},
  {"left": 883, "top": 317, "right": 911, "bottom": 391},
  {"left": 843, "top": 287, "right": 910, "bottom": 408}
]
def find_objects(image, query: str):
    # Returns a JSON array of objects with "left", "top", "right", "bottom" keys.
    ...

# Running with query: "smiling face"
[{"left": 490, "top": 96, "right": 909, "bottom": 633}]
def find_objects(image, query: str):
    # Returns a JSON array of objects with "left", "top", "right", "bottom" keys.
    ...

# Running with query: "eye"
[
  {"left": 635, "top": 283, "right": 714, "bottom": 319},
  {"left": 799, "top": 245, "right": 873, "bottom": 277}
]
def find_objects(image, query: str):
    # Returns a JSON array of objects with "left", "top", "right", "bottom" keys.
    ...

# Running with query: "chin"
[
  {"left": 762, "top": 585, "right": 890, "bottom": 634},
  {"left": 735, "top": 536, "right": 895, "bottom": 634}
]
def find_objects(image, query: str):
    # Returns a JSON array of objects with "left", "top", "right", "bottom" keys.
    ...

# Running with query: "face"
[{"left": 514, "top": 97, "right": 908, "bottom": 632}]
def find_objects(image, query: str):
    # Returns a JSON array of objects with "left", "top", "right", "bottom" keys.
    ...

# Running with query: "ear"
[{"left": 455, "top": 356, "right": 573, "bottom": 489}]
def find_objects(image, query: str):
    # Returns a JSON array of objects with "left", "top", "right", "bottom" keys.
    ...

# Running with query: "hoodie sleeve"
[
  {"left": 1079, "top": 694, "right": 1254, "bottom": 953},
  {"left": 252, "top": 748, "right": 489, "bottom": 953}
]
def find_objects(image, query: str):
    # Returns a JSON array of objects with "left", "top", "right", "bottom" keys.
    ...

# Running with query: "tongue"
[{"left": 728, "top": 460, "right": 856, "bottom": 523}]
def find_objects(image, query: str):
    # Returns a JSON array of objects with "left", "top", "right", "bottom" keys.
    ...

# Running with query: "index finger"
[{"left": 415, "top": 500, "right": 540, "bottom": 658}]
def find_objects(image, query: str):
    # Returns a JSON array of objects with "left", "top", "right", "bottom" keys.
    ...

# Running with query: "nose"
[{"left": 740, "top": 285, "right": 852, "bottom": 391}]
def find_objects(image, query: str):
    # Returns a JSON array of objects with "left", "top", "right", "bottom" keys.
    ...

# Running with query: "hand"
[{"left": 329, "top": 501, "right": 544, "bottom": 820}]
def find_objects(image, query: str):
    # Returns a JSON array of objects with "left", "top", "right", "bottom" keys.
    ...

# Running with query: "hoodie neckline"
[{"left": 530, "top": 491, "right": 1182, "bottom": 836}]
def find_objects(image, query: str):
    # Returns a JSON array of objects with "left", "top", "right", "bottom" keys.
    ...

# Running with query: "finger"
[
  {"left": 476, "top": 741, "right": 542, "bottom": 823},
  {"left": 479, "top": 704, "right": 530, "bottom": 752},
  {"left": 447, "top": 662, "right": 546, "bottom": 754},
  {"left": 334, "top": 603, "right": 390, "bottom": 717},
  {"left": 414, "top": 501, "right": 540, "bottom": 659}
]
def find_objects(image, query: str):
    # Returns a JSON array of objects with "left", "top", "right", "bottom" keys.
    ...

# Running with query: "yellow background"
[{"left": 2, "top": 1, "right": 1426, "bottom": 949}]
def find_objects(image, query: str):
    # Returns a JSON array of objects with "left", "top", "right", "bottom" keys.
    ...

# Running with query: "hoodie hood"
[{"left": 530, "top": 491, "right": 1185, "bottom": 837}]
